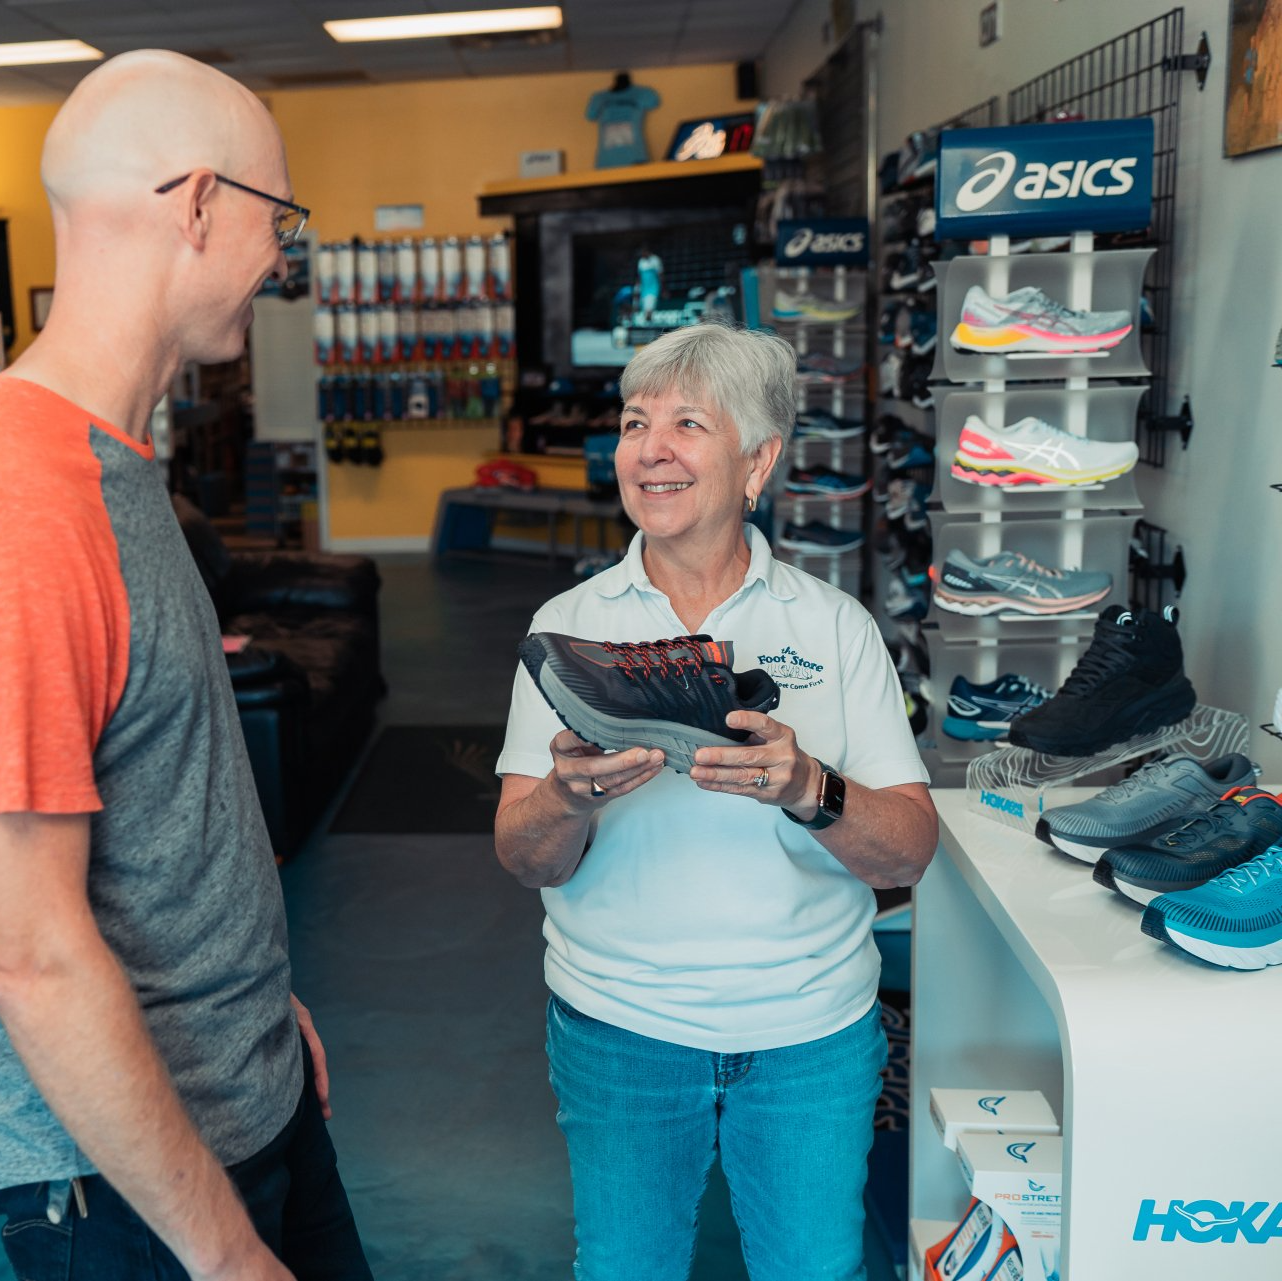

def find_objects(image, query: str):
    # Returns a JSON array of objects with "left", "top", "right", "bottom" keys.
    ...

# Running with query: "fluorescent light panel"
[
  {"left": 0, "top": 39, "right": 103, "bottom": 67},
  {"left": 325, "top": 7, "right": 562, "bottom": 43}
]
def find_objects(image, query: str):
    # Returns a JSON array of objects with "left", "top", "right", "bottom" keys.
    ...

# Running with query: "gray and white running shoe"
[
  {"left": 933, "top": 549, "right": 1111, "bottom": 616},
  {"left": 1037, "top": 753, "right": 1261, "bottom": 862},
  {"left": 950, "top": 285, "right": 1133, "bottom": 355}
]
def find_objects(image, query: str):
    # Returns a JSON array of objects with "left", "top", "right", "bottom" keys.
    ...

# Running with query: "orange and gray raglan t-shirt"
[{"left": 0, "top": 375, "right": 301, "bottom": 1185}]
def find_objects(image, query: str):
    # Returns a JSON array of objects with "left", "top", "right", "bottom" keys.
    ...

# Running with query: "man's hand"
[{"left": 290, "top": 994, "right": 330, "bottom": 1120}]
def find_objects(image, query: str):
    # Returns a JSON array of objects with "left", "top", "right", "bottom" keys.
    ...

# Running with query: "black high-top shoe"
[
  {"left": 518, "top": 633, "right": 781, "bottom": 774},
  {"left": 1008, "top": 605, "right": 1196, "bottom": 757}
]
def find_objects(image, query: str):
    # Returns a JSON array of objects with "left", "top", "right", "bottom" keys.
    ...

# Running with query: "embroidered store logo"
[
  {"left": 756, "top": 645, "right": 825, "bottom": 690},
  {"left": 1133, "top": 1199, "right": 1282, "bottom": 1245}
]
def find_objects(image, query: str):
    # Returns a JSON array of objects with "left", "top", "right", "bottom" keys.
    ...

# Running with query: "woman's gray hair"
[{"left": 619, "top": 321, "right": 796, "bottom": 455}]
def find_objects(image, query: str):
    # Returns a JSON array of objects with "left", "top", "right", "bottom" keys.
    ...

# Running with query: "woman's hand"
[
  {"left": 688, "top": 711, "right": 821, "bottom": 815},
  {"left": 549, "top": 729, "right": 665, "bottom": 810}
]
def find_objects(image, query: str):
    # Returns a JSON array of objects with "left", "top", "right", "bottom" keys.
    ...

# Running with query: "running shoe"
[
  {"left": 950, "top": 285, "right": 1133, "bottom": 355},
  {"left": 879, "top": 350, "right": 905, "bottom": 400},
  {"left": 778, "top": 520, "right": 865, "bottom": 553},
  {"left": 888, "top": 431, "right": 935, "bottom": 472},
  {"left": 884, "top": 479, "right": 930, "bottom": 530},
  {"left": 885, "top": 569, "right": 930, "bottom": 621},
  {"left": 942, "top": 674, "right": 1050, "bottom": 742},
  {"left": 772, "top": 290, "right": 861, "bottom": 323},
  {"left": 905, "top": 357, "right": 935, "bottom": 409},
  {"left": 932, "top": 550, "right": 1111, "bottom": 617},
  {"left": 1141, "top": 840, "right": 1282, "bottom": 969},
  {"left": 794, "top": 411, "right": 864, "bottom": 440},
  {"left": 916, "top": 205, "right": 937, "bottom": 240},
  {"left": 517, "top": 633, "right": 780, "bottom": 775},
  {"left": 967, "top": 236, "right": 1071, "bottom": 255},
  {"left": 896, "top": 129, "right": 939, "bottom": 185},
  {"left": 797, "top": 353, "right": 863, "bottom": 383},
  {"left": 870, "top": 416, "right": 908, "bottom": 455},
  {"left": 952, "top": 416, "right": 1139, "bottom": 488},
  {"left": 1094, "top": 787, "right": 1282, "bottom": 906},
  {"left": 785, "top": 464, "right": 871, "bottom": 498},
  {"left": 1008, "top": 606, "right": 1195, "bottom": 756},
  {"left": 1036, "top": 753, "right": 1261, "bottom": 862}
]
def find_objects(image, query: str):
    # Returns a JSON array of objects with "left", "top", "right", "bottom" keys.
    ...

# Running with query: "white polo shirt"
[{"left": 497, "top": 525, "right": 930, "bottom": 1051}]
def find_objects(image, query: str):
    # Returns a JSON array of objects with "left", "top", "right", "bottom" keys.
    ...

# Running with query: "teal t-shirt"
[{"left": 587, "top": 84, "right": 660, "bottom": 168}]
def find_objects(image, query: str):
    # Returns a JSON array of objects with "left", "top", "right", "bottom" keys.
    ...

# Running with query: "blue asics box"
[
  {"left": 776, "top": 218, "right": 870, "bottom": 267},
  {"left": 935, "top": 119, "right": 1154, "bottom": 240}
]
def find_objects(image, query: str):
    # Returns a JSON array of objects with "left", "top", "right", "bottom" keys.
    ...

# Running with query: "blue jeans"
[
  {"left": 546, "top": 995, "right": 887, "bottom": 1281},
  {"left": 0, "top": 1038, "right": 371, "bottom": 1281}
]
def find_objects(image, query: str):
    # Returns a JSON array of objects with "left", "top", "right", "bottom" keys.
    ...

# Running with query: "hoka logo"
[
  {"left": 981, "top": 791, "right": 1024, "bottom": 818},
  {"left": 1133, "top": 1199, "right": 1282, "bottom": 1244},
  {"left": 978, "top": 1095, "right": 1006, "bottom": 1116},
  {"left": 1006, "top": 1141, "right": 1036, "bottom": 1163},
  {"left": 955, "top": 149, "right": 1138, "bottom": 212}
]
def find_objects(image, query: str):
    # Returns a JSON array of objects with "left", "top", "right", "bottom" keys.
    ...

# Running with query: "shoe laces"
[
  {"left": 1006, "top": 675, "right": 1050, "bottom": 704},
  {"left": 1057, "top": 625, "right": 1135, "bottom": 697},
  {"left": 1160, "top": 800, "right": 1237, "bottom": 848},
  {"left": 1027, "top": 289, "right": 1076, "bottom": 321},
  {"left": 602, "top": 637, "right": 726, "bottom": 685},
  {"left": 1210, "top": 844, "right": 1282, "bottom": 893},
  {"left": 1103, "top": 757, "right": 1170, "bottom": 800},
  {"left": 999, "top": 550, "right": 1062, "bottom": 579}
]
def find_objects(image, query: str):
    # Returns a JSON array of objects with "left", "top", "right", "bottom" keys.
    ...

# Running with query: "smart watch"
[{"left": 783, "top": 760, "right": 846, "bottom": 831}]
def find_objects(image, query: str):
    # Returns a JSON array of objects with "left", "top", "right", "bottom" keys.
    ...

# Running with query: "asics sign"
[
  {"left": 936, "top": 119, "right": 1153, "bottom": 239},
  {"left": 1134, "top": 1199, "right": 1282, "bottom": 1244},
  {"left": 954, "top": 151, "right": 1139, "bottom": 212},
  {"left": 776, "top": 218, "right": 869, "bottom": 266}
]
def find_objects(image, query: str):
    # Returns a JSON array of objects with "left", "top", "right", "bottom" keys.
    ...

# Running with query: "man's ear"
[{"left": 176, "top": 170, "right": 219, "bottom": 251}]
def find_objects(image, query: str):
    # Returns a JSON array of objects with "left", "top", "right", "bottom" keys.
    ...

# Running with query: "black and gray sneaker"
[
  {"left": 1008, "top": 605, "right": 1196, "bottom": 756},
  {"left": 1093, "top": 786, "right": 1282, "bottom": 906},
  {"left": 517, "top": 633, "right": 780, "bottom": 774},
  {"left": 778, "top": 520, "right": 865, "bottom": 553}
]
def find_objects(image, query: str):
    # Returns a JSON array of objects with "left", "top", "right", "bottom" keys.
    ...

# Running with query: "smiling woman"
[{"left": 493, "top": 322, "right": 939, "bottom": 1278}]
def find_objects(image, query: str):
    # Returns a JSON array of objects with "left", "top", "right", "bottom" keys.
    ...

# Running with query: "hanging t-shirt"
[{"left": 587, "top": 84, "right": 661, "bottom": 168}]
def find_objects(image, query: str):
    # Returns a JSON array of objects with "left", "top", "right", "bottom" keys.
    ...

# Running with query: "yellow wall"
[
  {"left": 0, "top": 103, "right": 60, "bottom": 357},
  {"left": 0, "top": 63, "right": 746, "bottom": 543},
  {"left": 267, "top": 62, "right": 745, "bottom": 543}
]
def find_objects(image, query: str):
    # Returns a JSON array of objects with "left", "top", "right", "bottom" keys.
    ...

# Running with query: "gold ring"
[
  {"left": 590, "top": 779, "right": 608, "bottom": 798},
  {"left": 753, "top": 770, "right": 770, "bottom": 789}
]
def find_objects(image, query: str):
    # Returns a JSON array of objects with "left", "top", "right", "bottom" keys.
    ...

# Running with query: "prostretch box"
[
  {"left": 923, "top": 1197, "right": 1003, "bottom": 1281},
  {"left": 956, "top": 1132, "right": 1062, "bottom": 1281},
  {"left": 930, "top": 1087, "right": 1060, "bottom": 1151}
]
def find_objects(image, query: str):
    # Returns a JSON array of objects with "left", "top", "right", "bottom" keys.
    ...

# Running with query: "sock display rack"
[
  {"left": 312, "top": 233, "right": 517, "bottom": 467},
  {"left": 760, "top": 261, "right": 868, "bottom": 593}
]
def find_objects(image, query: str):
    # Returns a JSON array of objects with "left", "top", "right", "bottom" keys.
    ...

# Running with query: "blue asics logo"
[
  {"left": 981, "top": 790, "right": 1024, "bottom": 818},
  {"left": 1134, "top": 1200, "right": 1282, "bottom": 1244},
  {"left": 978, "top": 1095, "right": 1006, "bottom": 1116},
  {"left": 1006, "top": 1142, "right": 1036, "bottom": 1164}
]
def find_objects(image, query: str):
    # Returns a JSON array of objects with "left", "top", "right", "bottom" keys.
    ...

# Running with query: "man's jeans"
[
  {"left": 546, "top": 994, "right": 887, "bottom": 1281},
  {"left": 0, "top": 1039, "right": 372, "bottom": 1281}
]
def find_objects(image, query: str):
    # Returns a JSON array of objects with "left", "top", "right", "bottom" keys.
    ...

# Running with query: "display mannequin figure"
[
  {"left": 586, "top": 70, "right": 660, "bottom": 168},
  {"left": 634, "top": 247, "right": 663, "bottom": 321}
]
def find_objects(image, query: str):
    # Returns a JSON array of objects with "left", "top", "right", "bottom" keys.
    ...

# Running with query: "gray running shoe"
[
  {"left": 933, "top": 549, "right": 1111, "bottom": 617},
  {"left": 1037, "top": 753, "right": 1261, "bottom": 863},
  {"left": 951, "top": 285, "right": 1133, "bottom": 355}
]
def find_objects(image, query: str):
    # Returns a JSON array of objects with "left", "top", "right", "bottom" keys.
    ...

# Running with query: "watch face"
[{"left": 820, "top": 770, "right": 846, "bottom": 818}]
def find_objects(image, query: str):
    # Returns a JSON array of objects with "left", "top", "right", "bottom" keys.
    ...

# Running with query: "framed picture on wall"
[
  {"left": 1224, "top": 0, "right": 1282, "bottom": 157},
  {"left": 30, "top": 287, "right": 53, "bottom": 332}
]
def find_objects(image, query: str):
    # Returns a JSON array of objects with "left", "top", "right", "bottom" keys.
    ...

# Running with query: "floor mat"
[{"left": 329, "top": 724, "right": 505, "bottom": 834}]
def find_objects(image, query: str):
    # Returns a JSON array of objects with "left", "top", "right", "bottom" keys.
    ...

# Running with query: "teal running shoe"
[{"left": 1142, "top": 840, "right": 1282, "bottom": 969}]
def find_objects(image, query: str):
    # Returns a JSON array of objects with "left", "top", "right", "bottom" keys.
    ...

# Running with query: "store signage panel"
[
  {"left": 935, "top": 119, "right": 1154, "bottom": 239},
  {"left": 775, "top": 218, "right": 869, "bottom": 266}
]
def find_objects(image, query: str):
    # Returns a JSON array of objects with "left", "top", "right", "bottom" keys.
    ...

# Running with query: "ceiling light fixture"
[
  {"left": 324, "top": 7, "right": 563, "bottom": 43},
  {"left": 0, "top": 39, "right": 103, "bottom": 67}
]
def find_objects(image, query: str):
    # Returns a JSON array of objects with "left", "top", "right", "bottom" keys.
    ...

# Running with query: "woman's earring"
[{"left": 746, "top": 492, "right": 758, "bottom": 513}]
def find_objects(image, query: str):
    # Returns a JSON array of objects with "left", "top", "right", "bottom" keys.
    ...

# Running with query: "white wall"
[{"left": 765, "top": 0, "right": 1282, "bottom": 765}]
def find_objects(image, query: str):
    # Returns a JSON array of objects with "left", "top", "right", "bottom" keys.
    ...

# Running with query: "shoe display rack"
[
  {"left": 924, "top": 230, "right": 1152, "bottom": 784},
  {"left": 761, "top": 262, "right": 868, "bottom": 593},
  {"left": 911, "top": 788, "right": 1282, "bottom": 1281}
]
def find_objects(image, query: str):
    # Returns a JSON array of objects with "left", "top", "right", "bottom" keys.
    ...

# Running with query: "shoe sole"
[
  {"left": 778, "top": 536, "right": 865, "bottom": 553},
  {"left": 525, "top": 661, "right": 739, "bottom": 775},
  {"left": 1006, "top": 679, "right": 1196, "bottom": 754},
  {"left": 941, "top": 716, "right": 1008, "bottom": 741},
  {"left": 949, "top": 321, "right": 1132, "bottom": 354},
  {"left": 795, "top": 428, "right": 865, "bottom": 440},
  {"left": 1092, "top": 859, "right": 1162, "bottom": 905},
  {"left": 951, "top": 456, "right": 1137, "bottom": 487},
  {"left": 1140, "top": 908, "right": 1282, "bottom": 970},
  {"left": 932, "top": 584, "right": 1111, "bottom": 616},
  {"left": 1046, "top": 813, "right": 1197, "bottom": 863}
]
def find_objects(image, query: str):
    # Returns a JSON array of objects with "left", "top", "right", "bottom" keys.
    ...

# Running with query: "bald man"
[{"left": 0, "top": 51, "right": 371, "bottom": 1281}]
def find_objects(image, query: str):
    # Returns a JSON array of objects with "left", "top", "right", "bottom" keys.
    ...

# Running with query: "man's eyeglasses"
[{"left": 154, "top": 172, "right": 310, "bottom": 248}]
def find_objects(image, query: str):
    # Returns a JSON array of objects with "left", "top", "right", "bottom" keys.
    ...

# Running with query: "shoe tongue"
[
  {"left": 1223, "top": 785, "right": 1279, "bottom": 807},
  {"left": 1098, "top": 603, "right": 1135, "bottom": 628}
]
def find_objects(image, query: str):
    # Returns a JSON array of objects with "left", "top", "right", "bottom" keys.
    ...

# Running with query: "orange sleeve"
[{"left": 0, "top": 424, "right": 130, "bottom": 814}]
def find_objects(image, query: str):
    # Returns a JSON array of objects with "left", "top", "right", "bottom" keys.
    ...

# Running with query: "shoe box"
[
  {"left": 956, "top": 1131, "right": 1062, "bottom": 1281},
  {"left": 929, "top": 1087, "right": 1060, "bottom": 1150}
]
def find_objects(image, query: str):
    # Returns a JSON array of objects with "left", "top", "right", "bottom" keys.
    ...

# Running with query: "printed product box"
[
  {"left": 956, "top": 1132, "right": 1062, "bottom": 1281},
  {"left": 979, "top": 1225, "right": 1024, "bottom": 1280},
  {"left": 519, "top": 149, "right": 565, "bottom": 179},
  {"left": 930, "top": 1088, "right": 1060, "bottom": 1151},
  {"left": 923, "top": 1197, "right": 1004, "bottom": 1281}
]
